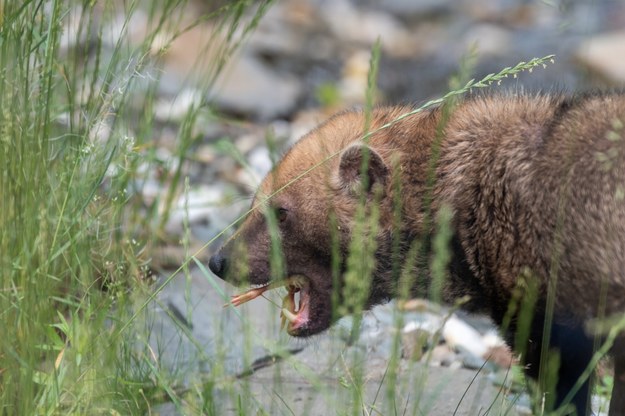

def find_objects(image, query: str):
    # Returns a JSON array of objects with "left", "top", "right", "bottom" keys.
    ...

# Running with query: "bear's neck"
[{"left": 378, "top": 103, "right": 531, "bottom": 319}]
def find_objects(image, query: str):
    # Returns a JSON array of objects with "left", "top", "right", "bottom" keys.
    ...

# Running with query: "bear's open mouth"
[
  {"left": 226, "top": 275, "right": 311, "bottom": 335},
  {"left": 278, "top": 276, "right": 310, "bottom": 334}
]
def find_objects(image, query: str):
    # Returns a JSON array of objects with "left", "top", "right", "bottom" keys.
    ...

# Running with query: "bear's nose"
[{"left": 208, "top": 253, "right": 228, "bottom": 278}]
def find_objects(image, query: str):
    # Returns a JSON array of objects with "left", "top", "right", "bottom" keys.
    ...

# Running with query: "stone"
[
  {"left": 576, "top": 31, "right": 625, "bottom": 84},
  {"left": 401, "top": 327, "right": 431, "bottom": 361},
  {"left": 151, "top": 11, "right": 303, "bottom": 120},
  {"left": 319, "top": 0, "right": 418, "bottom": 57},
  {"left": 209, "top": 52, "right": 303, "bottom": 119},
  {"left": 154, "top": 88, "right": 203, "bottom": 122},
  {"left": 339, "top": 50, "right": 375, "bottom": 105},
  {"left": 247, "top": 146, "right": 273, "bottom": 181},
  {"left": 429, "top": 343, "right": 457, "bottom": 367},
  {"left": 367, "top": 0, "right": 454, "bottom": 19},
  {"left": 462, "top": 24, "right": 511, "bottom": 57},
  {"left": 163, "top": 185, "right": 231, "bottom": 237},
  {"left": 459, "top": 347, "right": 490, "bottom": 371},
  {"left": 246, "top": 2, "right": 312, "bottom": 58},
  {"left": 442, "top": 315, "right": 488, "bottom": 358}
]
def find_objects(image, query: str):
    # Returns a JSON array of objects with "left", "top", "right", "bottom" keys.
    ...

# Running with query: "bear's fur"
[{"left": 209, "top": 93, "right": 625, "bottom": 415}]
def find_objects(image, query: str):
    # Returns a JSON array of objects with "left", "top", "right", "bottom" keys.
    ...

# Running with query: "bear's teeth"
[
  {"left": 250, "top": 282, "right": 270, "bottom": 289},
  {"left": 287, "top": 275, "right": 307, "bottom": 289},
  {"left": 281, "top": 308, "right": 298, "bottom": 323}
]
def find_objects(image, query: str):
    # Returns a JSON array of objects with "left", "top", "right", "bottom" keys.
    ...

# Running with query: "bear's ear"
[{"left": 338, "top": 144, "right": 389, "bottom": 196}]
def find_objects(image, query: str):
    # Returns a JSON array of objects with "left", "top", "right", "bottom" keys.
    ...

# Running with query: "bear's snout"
[{"left": 208, "top": 253, "right": 228, "bottom": 279}]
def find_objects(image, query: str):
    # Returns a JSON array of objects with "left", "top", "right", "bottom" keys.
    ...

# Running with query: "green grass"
[
  {"left": 0, "top": 1, "right": 612, "bottom": 415},
  {"left": 0, "top": 0, "right": 271, "bottom": 414}
]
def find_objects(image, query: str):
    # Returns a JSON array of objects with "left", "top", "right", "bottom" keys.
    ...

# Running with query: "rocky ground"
[
  {"left": 66, "top": 0, "right": 625, "bottom": 414},
  {"left": 146, "top": 268, "right": 527, "bottom": 415}
]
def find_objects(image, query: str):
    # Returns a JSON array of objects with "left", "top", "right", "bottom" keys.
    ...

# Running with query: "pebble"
[
  {"left": 246, "top": 2, "right": 314, "bottom": 58},
  {"left": 246, "top": 146, "right": 273, "bottom": 179},
  {"left": 154, "top": 88, "right": 203, "bottom": 122},
  {"left": 368, "top": 0, "right": 454, "bottom": 20},
  {"left": 462, "top": 24, "right": 512, "bottom": 57},
  {"left": 442, "top": 314, "right": 488, "bottom": 358},
  {"left": 401, "top": 327, "right": 431, "bottom": 361},
  {"left": 576, "top": 31, "right": 625, "bottom": 84},
  {"left": 209, "top": 52, "right": 303, "bottom": 120},
  {"left": 429, "top": 343, "right": 457, "bottom": 367},
  {"left": 163, "top": 184, "right": 244, "bottom": 239},
  {"left": 319, "top": 0, "right": 417, "bottom": 57}
]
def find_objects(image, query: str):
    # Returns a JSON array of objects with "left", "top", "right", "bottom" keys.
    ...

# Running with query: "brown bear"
[{"left": 209, "top": 92, "right": 625, "bottom": 416}]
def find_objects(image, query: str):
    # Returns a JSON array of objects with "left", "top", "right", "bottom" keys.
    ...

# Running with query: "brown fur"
[{"left": 210, "top": 93, "right": 625, "bottom": 415}]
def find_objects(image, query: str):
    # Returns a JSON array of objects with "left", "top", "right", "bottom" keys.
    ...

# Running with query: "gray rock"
[
  {"left": 365, "top": 0, "right": 454, "bottom": 19},
  {"left": 210, "top": 52, "right": 303, "bottom": 120},
  {"left": 246, "top": 2, "right": 311, "bottom": 58},
  {"left": 232, "top": 359, "right": 519, "bottom": 416},
  {"left": 429, "top": 344, "right": 458, "bottom": 367},
  {"left": 139, "top": 268, "right": 300, "bottom": 381},
  {"left": 458, "top": 346, "right": 492, "bottom": 371},
  {"left": 319, "top": 0, "right": 418, "bottom": 57},
  {"left": 576, "top": 31, "right": 625, "bottom": 84},
  {"left": 401, "top": 327, "right": 431, "bottom": 361},
  {"left": 462, "top": 24, "right": 511, "bottom": 57},
  {"left": 142, "top": 266, "right": 526, "bottom": 415}
]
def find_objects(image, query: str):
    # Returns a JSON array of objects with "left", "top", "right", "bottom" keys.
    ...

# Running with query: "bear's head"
[{"left": 209, "top": 108, "right": 431, "bottom": 336}]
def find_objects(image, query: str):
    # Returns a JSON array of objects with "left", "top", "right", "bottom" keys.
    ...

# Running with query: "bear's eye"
[{"left": 276, "top": 207, "right": 288, "bottom": 223}]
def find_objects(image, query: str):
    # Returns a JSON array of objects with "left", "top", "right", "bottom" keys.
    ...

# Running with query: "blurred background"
[
  {"left": 3, "top": 1, "right": 624, "bottom": 414},
  {"left": 139, "top": 0, "right": 625, "bottom": 260},
  {"left": 202, "top": 0, "right": 625, "bottom": 119}
]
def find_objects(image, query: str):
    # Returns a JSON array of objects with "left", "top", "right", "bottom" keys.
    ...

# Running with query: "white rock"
[
  {"left": 247, "top": 147, "right": 273, "bottom": 179},
  {"left": 402, "top": 312, "right": 444, "bottom": 335},
  {"left": 482, "top": 330, "right": 506, "bottom": 349},
  {"left": 164, "top": 185, "right": 227, "bottom": 236},
  {"left": 175, "top": 185, "right": 223, "bottom": 210},
  {"left": 154, "top": 88, "right": 203, "bottom": 122},
  {"left": 442, "top": 315, "right": 488, "bottom": 358},
  {"left": 195, "top": 144, "right": 217, "bottom": 164},
  {"left": 267, "top": 120, "right": 292, "bottom": 143},
  {"left": 154, "top": 147, "right": 180, "bottom": 173}
]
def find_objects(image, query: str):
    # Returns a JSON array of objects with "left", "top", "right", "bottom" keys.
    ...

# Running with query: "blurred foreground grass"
[{"left": 0, "top": 1, "right": 270, "bottom": 413}]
